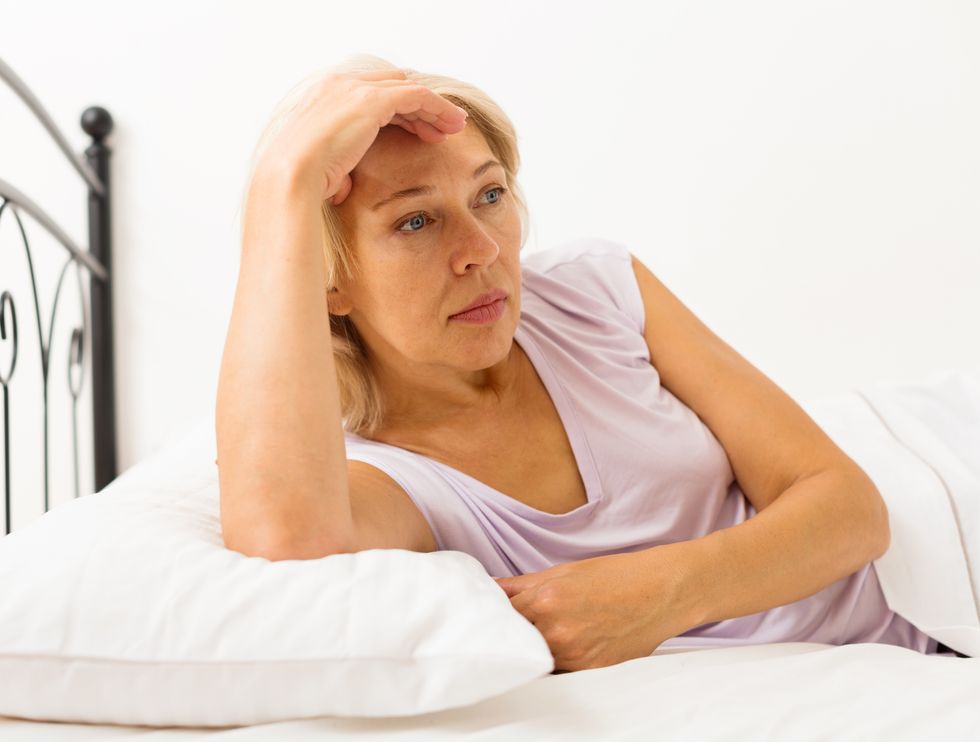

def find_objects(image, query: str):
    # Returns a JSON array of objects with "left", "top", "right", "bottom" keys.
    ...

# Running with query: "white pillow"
[
  {"left": 0, "top": 417, "right": 554, "bottom": 728},
  {"left": 799, "top": 368, "right": 980, "bottom": 658}
]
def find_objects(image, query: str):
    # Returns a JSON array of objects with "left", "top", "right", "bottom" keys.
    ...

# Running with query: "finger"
[
  {"left": 328, "top": 173, "right": 353, "bottom": 206},
  {"left": 360, "top": 77, "right": 461, "bottom": 120},
  {"left": 389, "top": 113, "right": 418, "bottom": 135},
  {"left": 387, "top": 108, "right": 461, "bottom": 140},
  {"left": 385, "top": 86, "right": 468, "bottom": 128},
  {"left": 495, "top": 577, "right": 529, "bottom": 597},
  {"left": 412, "top": 119, "right": 448, "bottom": 143},
  {"left": 362, "top": 78, "right": 419, "bottom": 88},
  {"left": 346, "top": 68, "right": 408, "bottom": 81},
  {"left": 358, "top": 78, "right": 456, "bottom": 112},
  {"left": 397, "top": 109, "right": 442, "bottom": 126},
  {"left": 372, "top": 84, "right": 468, "bottom": 131},
  {"left": 509, "top": 591, "right": 541, "bottom": 621},
  {"left": 436, "top": 104, "right": 467, "bottom": 122},
  {"left": 356, "top": 83, "right": 465, "bottom": 139},
  {"left": 388, "top": 116, "right": 450, "bottom": 144}
]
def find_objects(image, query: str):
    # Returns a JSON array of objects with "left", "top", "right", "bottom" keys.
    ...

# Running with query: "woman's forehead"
[{"left": 355, "top": 123, "right": 492, "bottom": 185}]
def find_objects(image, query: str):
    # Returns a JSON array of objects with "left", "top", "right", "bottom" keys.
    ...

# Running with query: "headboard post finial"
[{"left": 80, "top": 106, "right": 113, "bottom": 143}]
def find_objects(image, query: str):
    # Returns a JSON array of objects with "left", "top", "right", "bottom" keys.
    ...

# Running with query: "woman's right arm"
[
  {"left": 216, "top": 164, "right": 353, "bottom": 560},
  {"left": 215, "top": 70, "right": 467, "bottom": 560}
]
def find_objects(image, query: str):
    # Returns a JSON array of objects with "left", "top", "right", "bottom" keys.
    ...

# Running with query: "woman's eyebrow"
[{"left": 370, "top": 159, "right": 503, "bottom": 211}]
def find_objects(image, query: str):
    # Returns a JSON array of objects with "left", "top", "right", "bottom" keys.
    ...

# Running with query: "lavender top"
[{"left": 344, "top": 238, "right": 938, "bottom": 654}]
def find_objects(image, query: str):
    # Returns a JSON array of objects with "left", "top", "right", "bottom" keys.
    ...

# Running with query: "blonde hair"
[{"left": 242, "top": 53, "right": 531, "bottom": 438}]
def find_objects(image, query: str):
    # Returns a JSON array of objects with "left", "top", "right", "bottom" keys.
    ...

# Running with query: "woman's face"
[{"left": 330, "top": 122, "right": 523, "bottom": 378}]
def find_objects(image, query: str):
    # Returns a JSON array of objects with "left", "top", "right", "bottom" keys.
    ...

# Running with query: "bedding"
[
  {"left": 799, "top": 367, "right": 980, "bottom": 657},
  {"left": 0, "top": 424, "right": 553, "bottom": 727},
  {"left": 0, "top": 367, "right": 978, "bottom": 737},
  {"left": 0, "top": 641, "right": 976, "bottom": 740}
]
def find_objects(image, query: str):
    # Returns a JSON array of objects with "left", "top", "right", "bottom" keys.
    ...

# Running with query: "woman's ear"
[{"left": 326, "top": 286, "right": 354, "bottom": 316}]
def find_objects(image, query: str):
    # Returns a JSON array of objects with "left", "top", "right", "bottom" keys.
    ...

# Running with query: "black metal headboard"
[{"left": 0, "top": 57, "right": 118, "bottom": 535}]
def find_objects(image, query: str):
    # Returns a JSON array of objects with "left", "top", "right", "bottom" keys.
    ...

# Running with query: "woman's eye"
[
  {"left": 395, "top": 186, "right": 508, "bottom": 234},
  {"left": 396, "top": 212, "right": 430, "bottom": 233},
  {"left": 480, "top": 185, "right": 507, "bottom": 205}
]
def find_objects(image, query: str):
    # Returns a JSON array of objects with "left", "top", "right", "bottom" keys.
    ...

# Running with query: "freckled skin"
[{"left": 328, "top": 123, "right": 525, "bottom": 428}]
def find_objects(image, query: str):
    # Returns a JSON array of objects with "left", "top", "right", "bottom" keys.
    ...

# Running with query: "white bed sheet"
[
  {"left": 5, "top": 369, "right": 980, "bottom": 738},
  {"left": 1, "top": 641, "right": 976, "bottom": 740}
]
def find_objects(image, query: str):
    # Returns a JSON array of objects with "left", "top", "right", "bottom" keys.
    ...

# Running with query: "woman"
[{"left": 215, "top": 54, "right": 951, "bottom": 671}]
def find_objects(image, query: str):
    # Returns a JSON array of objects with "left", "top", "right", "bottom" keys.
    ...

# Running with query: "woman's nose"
[{"left": 452, "top": 217, "right": 500, "bottom": 271}]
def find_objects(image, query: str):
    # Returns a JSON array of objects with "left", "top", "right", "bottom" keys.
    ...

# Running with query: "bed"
[
  {"left": 0, "top": 641, "right": 978, "bottom": 740},
  {"left": 1, "top": 57, "right": 979, "bottom": 740}
]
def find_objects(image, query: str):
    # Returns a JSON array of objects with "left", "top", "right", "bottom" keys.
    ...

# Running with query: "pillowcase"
[
  {"left": 0, "top": 417, "right": 554, "bottom": 728},
  {"left": 798, "top": 368, "right": 980, "bottom": 658}
]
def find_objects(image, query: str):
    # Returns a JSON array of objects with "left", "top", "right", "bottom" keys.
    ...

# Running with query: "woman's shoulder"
[
  {"left": 520, "top": 237, "right": 645, "bottom": 336},
  {"left": 520, "top": 236, "right": 633, "bottom": 274}
]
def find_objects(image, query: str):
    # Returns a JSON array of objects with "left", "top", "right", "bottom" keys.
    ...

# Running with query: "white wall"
[{"left": 1, "top": 0, "right": 978, "bottom": 530}]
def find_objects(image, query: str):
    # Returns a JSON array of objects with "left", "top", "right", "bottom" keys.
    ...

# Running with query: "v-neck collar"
[{"left": 349, "top": 323, "right": 604, "bottom": 522}]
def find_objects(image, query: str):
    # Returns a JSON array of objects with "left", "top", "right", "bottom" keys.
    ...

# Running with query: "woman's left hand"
[{"left": 494, "top": 547, "right": 699, "bottom": 673}]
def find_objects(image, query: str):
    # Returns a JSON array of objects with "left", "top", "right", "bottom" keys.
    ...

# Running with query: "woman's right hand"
[{"left": 254, "top": 69, "right": 469, "bottom": 206}]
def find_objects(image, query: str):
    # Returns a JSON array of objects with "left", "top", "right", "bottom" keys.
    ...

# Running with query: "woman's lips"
[
  {"left": 450, "top": 288, "right": 508, "bottom": 316},
  {"left": 449, "top": 297, "right": 506, "bottom": 324}
]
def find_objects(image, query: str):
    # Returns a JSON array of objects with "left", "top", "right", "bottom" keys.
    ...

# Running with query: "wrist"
[
  {"left": 250, "top": 155, "right": 323, "bottom": 208},
  {"left": 653, "top": 538, "right": 715, "bottom": 633}
]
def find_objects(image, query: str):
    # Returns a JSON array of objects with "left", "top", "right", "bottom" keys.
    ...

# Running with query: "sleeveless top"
[{"left": 344, "top": 237, "right": 939, "bottom": 654}]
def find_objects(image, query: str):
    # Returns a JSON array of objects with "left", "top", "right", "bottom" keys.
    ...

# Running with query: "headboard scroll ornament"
[{"left": 0, "top": 57, "right": 118, "bottom": 534}]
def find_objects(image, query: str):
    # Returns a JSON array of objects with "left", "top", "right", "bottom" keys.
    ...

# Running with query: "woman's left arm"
[
  {"left": 669, "top": 465, "right": 889, "bottom": 629},
  {"left": 496, "top": 466, "right": 888, "bottom": 672},
  {"left": 617, "top": 250, "right": 890, "bottom": 631},
  {"left": 496, "top": 251, "right": 892, "bottom": 672}
]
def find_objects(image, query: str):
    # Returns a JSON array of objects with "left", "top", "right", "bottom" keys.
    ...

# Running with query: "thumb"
[
  {"left": 327, "top": 173, "right": 353, "bottom": 206},
  {"left": 494, "top": 576, "right": 525, "bottom": 598}
]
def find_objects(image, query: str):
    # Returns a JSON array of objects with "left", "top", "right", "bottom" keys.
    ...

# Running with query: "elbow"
[
  {"left": 866, "top": 484, "right": 891, "bottom": 561},
  {"left": 263, "top": 543, "right": 353, "bottom": 562},
  {"left": 218, "top": 479, "right": 357, "bottom": 561},
  {"left": 223, "top": 534, "right": 353, "bottom": 562},
  {"left": 876, "top": 503, "right": 892, "bottom": 561},
  {"left": 840, "top": 462, "right": 891, "bottom": 561},
  {"left": 221, "top": 524, "right": 356, "bottom": 562}
]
